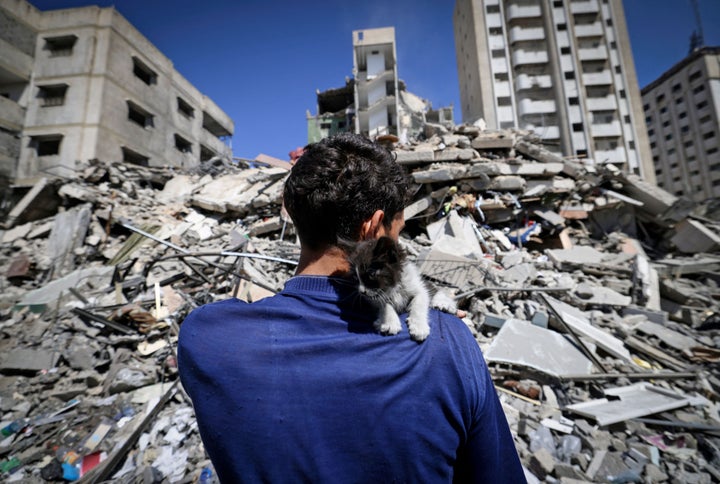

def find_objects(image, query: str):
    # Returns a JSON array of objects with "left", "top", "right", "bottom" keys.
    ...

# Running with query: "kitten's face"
[{"left": 348, "top": 236, "right": 405, "bottom": 301}]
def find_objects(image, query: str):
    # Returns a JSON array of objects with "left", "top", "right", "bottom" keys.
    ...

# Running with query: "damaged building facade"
[
  {"left": 642, "top": 46, "right": 720, "bottom": 202},
  {"left": 307, "top": 27, "right": 454, "bottom": 143},
  {"left": 453, "top": 0, "right": 654, "bottom": 183},
  {"left": 0, "top": 0, "right": 233, "bottom": 187}
]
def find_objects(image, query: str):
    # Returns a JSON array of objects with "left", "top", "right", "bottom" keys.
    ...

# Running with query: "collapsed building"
[
  {"left": 307, "top": 27, "right": 454, "bottom": 144},
  {"left": 0, "top": 0, "right": 234, "bottom": 193},
  {"left": 0, "top": 120, "right": 719, "bottom": 482}
]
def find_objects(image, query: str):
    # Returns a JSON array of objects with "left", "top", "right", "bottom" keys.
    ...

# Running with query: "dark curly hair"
[{"left": 283, "top": 133, "right": 410, "bottom": 250}]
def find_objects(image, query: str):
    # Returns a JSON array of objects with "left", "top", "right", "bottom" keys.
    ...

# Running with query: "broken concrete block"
[
  {"left": 671, "top": 219, "right": 720, "bottom": 254},
  {"left": 488, "top": 175, "right": 526, "bottom": 191},
  {"left": 530, "top": 447, "right": 555, "bottom": 479},
  {"left": 0, "top": 349, "right": 59, "bottom": 373},
  {"left": 412, "top": 165, "right": 468, "bottom": 183},
  {"left": 47, "top": 204, "right": 92, "bottom": 276},
  {"left": 393, "top": 150, "right": 435, "bottom": 165},
  {"left": 471, "top": 135, "right": 514, "bottom": 150},
  {"left": 484, "top": 319, "right": 594, "bottom": 377},
  {"left": 434, "top": 148, "right": 475, "bottom": 162},
  {"left": 16, "top": 266, "right": 115, "bottom": 312}
]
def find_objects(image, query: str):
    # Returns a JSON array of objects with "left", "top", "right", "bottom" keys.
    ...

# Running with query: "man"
[{"left": 178, "top": 133, "right": 525, "bottom": 483}]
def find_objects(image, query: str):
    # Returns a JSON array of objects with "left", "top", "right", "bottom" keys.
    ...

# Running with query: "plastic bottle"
[{"left": 0, "top": 418, "right": 29, "bottom": 436}]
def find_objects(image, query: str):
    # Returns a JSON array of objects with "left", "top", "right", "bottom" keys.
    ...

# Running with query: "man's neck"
[{"left": 295, "top": 245, "right": 351, "bottom": 277}]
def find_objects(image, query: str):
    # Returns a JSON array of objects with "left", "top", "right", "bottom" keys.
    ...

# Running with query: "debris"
[{"left": 0, "top": 121, "right": 718, "bottom": 482}]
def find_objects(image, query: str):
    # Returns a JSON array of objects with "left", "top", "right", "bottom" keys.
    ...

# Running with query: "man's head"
[{"left": 283, "top": 133, "right": 410, "bottom": 251}]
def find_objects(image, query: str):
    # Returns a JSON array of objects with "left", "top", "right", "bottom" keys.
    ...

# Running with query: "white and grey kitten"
[{"left": 346, "top": 236, "right": 457, "bottom": 342}]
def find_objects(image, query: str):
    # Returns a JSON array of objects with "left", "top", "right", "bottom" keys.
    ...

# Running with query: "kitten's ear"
[{"left": 375, "top": 236, "right": 400, "bottom": 263}]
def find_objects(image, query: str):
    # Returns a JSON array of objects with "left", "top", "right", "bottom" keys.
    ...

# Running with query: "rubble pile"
[{"left": 0, "top": 125, "right": 718, "bottom": 482}]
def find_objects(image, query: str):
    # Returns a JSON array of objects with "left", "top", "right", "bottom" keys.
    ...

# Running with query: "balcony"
[
  {"left": 518, "top": 98, "right": 556, "bottom": 116},
  {"left": 506, "top": 3, "right": 542, "bottom": 20},
  {"left": 593, "top": 148, "right": 627, "bottom": 163},
  {"left": 516, "top": 73, "right": 553, "bottom": 90},
  {"left": 355, "top": 69, "right": 392, "bottom": 85},
  {"left": 492, "top": 58, "right": 509, "bottom": 73},
  {"left": 512, "top": 49, "right": 549, "bottom": 66},
  {"left": 574, "top": 22, "right": 603, "bottom": 38},
  {"left": 0, "top": 37, "right": 33, "bottom": 81},
  {"left": 578, "top": 45, "right": 608, "bottom": 61},
  {"left": 509, "top": 26, "right": 545, "bottom": 43},
  {"left": 571, "top": 0, "right": 600, "bottom": 14},
  {"left": 495, "top": 80, "right": 512, "bottom": 97},
  {"left": 590, "top": 121, "right": 622, "bottom": 137},
  {"left": 586, "top": 95, "right": 617, "bottom": 111},
  {"left": 523, "top": 124, "right": 560, "bottom": 139},
  {"left": 582, "top": 70, "right": 613, "bottom": 86},
  {"left": 0, "top": 96, "right": 25, "bottom": 132}
]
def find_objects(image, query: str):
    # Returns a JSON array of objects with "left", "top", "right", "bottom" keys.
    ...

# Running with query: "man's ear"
[{"left": 359, "top": 210, "right": 385, "bottom": 240}]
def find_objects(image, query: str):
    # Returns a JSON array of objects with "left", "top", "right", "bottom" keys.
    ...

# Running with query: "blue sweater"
[{"left": 178, "top": 276, "right": 525, "bottom": 483}]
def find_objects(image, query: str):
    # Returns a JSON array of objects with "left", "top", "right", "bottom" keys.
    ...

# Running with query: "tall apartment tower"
[
  {"left": 352, "top": 27, "right": 401, "bottom": 138},
  {"left": 0, "top": 0, "right": 233, "bottom": 183},
  {"left": 453, "top": 0, "right": 654, "bottom": 183},
  {"left": 642, "top": 46, "right": 720, "bottom": 202}
]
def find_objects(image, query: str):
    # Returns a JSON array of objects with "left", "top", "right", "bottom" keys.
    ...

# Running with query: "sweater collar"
[{"left": 283, "top": 275, "right": 358, "bottom": 300}]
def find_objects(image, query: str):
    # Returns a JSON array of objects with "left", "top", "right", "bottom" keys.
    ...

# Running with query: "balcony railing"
[
  {"left": 518, "top": 98, "right": 556, "bottom": 116},
  {"left": 590, "top": 121, "right": 622, "bottom": 137},
  {"left": 582, "top": 70, "right": 613, "bottom": 86},
  {"left": 506, "top": 3, "right": 542, "bottom": 20},
  {"left": 516, "top": 74, "right": 553, "bottom": 90},
  {"left": 586, "top": 95, "right": 617, "bottom": 111},
  {"left": 0, "top": 96, "right": 25, "bottom": 131},
  {"left": 512, "top": 49, "right": 549, "bottom": 66},
  {"left": 509, "top": 26, "right": 545, "bottom": 43},
  {"left": 570, "top": 0, "right": 600, "bottom": 14}
]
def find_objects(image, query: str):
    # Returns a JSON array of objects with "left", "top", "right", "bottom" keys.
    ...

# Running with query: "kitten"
[{"left": 346, "top": 236, "right": 457, "bottom": 342}]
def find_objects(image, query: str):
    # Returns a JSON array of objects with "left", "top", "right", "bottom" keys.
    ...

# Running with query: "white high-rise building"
[
  {"left": 453, "top": 0, "right": 654, "bottom": 183},
  {"left": 642, "top": 46, "right": 720, "bottom": 202}
]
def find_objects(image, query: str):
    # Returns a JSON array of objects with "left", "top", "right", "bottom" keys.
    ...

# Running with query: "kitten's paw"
[
  {"left": 431, "top": 291, "right": 457, "bottom": 314},
  {"left": 375, "top": 314, "right": 402, "bottom": 336},
  {"left": 407, "top": 314, "right": 430, "bottom": 342}
]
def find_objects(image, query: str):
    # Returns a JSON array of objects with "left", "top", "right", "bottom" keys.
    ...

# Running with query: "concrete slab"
[
  {"left": 16, "top": 266, "right": 115, "bottom": 312},
  {"left": 393, "top": 150, "right": 435, "bottom": 165},
  {"left": 0, "top": 348, "right": 59, "bottom": 373},
  {"left": 47, "top": 203, "right": 91, "bottom": 276},
  {"left": 412, "top": 165, "right": 468, "bottom": 183},
  {"left": 634, "top": 320, "right": 698, "bottom": 351},
  {"left": 434, "top": 148, "right": 475, "bottom": 161},
  {"left": 565, "top": 383, "right": 693, "bottom": 426},
  {"left": 671, "top": 219, "right": 720, "bottom": 254},
  {"left": 542, "top": 295, "right": 633, "bottom": 362},
  {"left": 484, "top": 319, "right": 594, "bottom": 378}
]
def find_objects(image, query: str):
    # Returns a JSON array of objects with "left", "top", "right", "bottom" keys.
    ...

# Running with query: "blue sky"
[{"left": 29, "top": 0, "right": 720, "bottom": 160}]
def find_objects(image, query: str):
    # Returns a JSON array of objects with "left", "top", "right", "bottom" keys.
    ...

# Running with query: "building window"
[
  {"left": 624, "top": 115, "right": 631, "bottom": 124},
  {"left": 177, "top": 97, "right": 194, "bottom": 118},
  {"left": 702, "top": 131, "right": 715, "bottom": 140},
  {"left": 708, "top": 147, "right": 718, "bottom": 155},
  {"left": 643, "top": 103, "right": 649, "bottom": 110},
  {"left": 681, "top": 125, "right": 690, "bottom": 134},
  {"left": 37, "top": 84, "right": 68, "bottom": 107},
  {"left": 320, "top": 122, "right": 331, "bottom": 129},
  {"left": 558, "top": 23, "right": 567, "bottom": 31},
  {"left": 174, "top": 134, "right": 192, "bottom": 153},
  {"left": 689, "top": 70, "right": 702, "bottom": 82},
  {"left": 491, "top": 49, "right": 505, "bottom": 58},
  {"left": 606, "top": 19, "right": 613, "bottom": 26},
  {"left": 132, "top": 56, "right": 157, "bottom": 86},
  {"left": 564, "top": 71, "right": 575, "bottom": 80},
  {"left": 675, "top": 98, "right": 684, "bottom": 105},
  {"left": 44, "top": 35, "right": 77, "bottom": 57},
  {"left": 615, "top": 65, "right": 622, "bottom": 74},
  {"left": 561, "top": 47, "right": 571, "bottom": 55},
  {"left": 645, "top": 116, "right": 652, "bottom": 123},
  {"left": 489, "top": 27, "right": 503, "bottom": 35},
  {"left": 497, "top": 96, "right": 512, "bottom": 106},
  {"left": 648, "top": 129, "right": 654, "bottom": 136},
  {"left": 32, "top": 135, "right": 62, "bottom": 156},
  {"left": 200, "top": 144, "right": 216, "bottom": 162},
  {"left": 679, "top": 111, "right": 687, "bottom": 119},
  {"left": 672, "top": 83, "right": 682, "bottom": 92},
  {"left": 656, "top": 94, "right": 665, "bottom": 103},
  {"left": 693, "top": 85, "right": 705, "bottom": 95},
  {"left": 662, "top": 120, "right": 670, "bottom": 127},
  {"left": 619, "top": 89, "right": 626, "bottom": 98},
  {"left": 665, "top": 134, "right": 672, "bottom": 141},
  {"left": 650, "top": 142, "right": 656, "bottom": 149},
  {"left": 572, "top": 122, "right": 583, "bottom": 132},
  {"left": 697, "top": 100, "right": 708, "bottom": 109},
  {"left": 684, "top": 140, "right": 693, "bottom": 148},
  {"left": 700, "top": 114, "right": 712, "bottom": 124},
  {"left": 660, "top": 107, "right": 668, "bottom": 114},
  {"left": 122, "top": 147, "right": 149, "bottom": 166},
  {"left": 569, "top": 97, "right": 579, "bottom": 105},
  {"left": 553, "top": 0, "right": 563, "bottom": 6},
  {"left": 629, "top": 141, "right": 635, "bottom": 149},
  {"left": 486, "top": 4, "right": 500, "bottom": 13},
  {"left": 610, "top": 41, "right": 617, "bottom": 49},
  {"left": 127, "top": 101, "right": 154, "bottom": 128}
]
